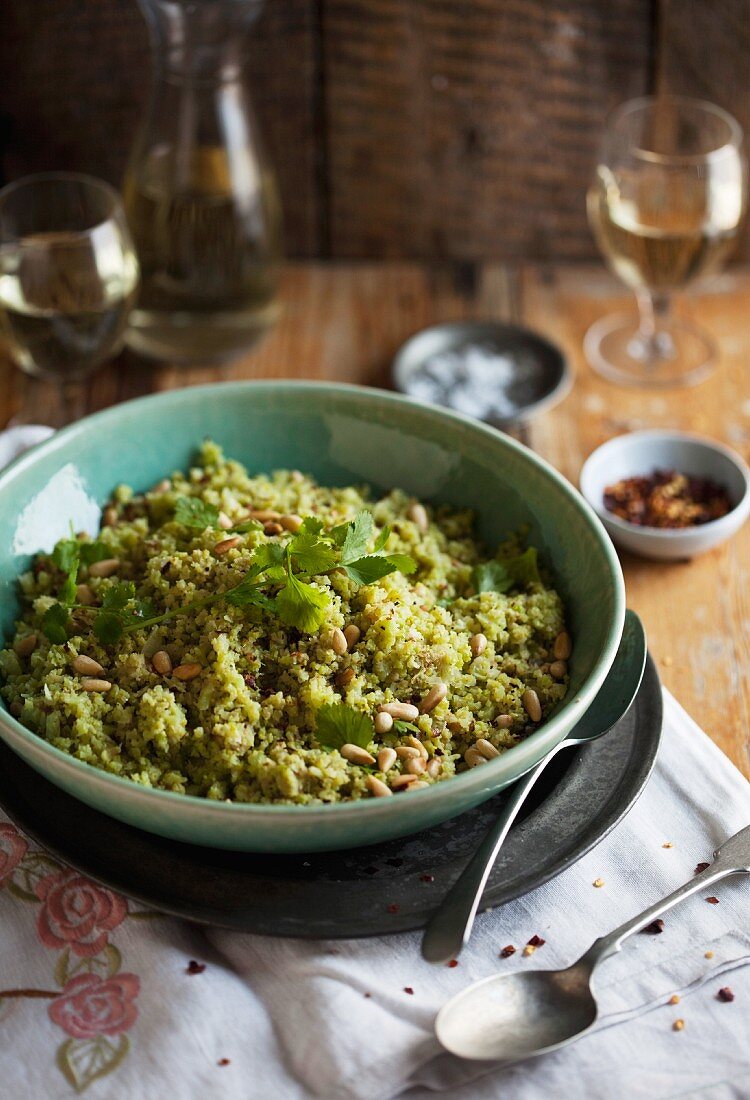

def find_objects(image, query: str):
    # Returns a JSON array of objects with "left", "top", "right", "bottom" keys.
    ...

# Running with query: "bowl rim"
[
  {"left": 0, "top": 379, "right": 625, "bottom": 820},
  {"left": 579, "top": 429, "right": 750, "bottom": 542}
]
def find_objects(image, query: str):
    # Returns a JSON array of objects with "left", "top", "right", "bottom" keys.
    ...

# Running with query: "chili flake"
[
  {"left": 404, "top": 987, "right": 414, "bottom": 995},
  {"left": 448, "top": 959, "right": 459, "bottom": 968},
  {"left": 603, "top": 470, "right": 731, "bottom": 529},
  {"left": 717, "top": 987, "right": 734, "bottom": 1002},
  {"left": 642, "top": 919, "right": 665, "bottom": 935},
  {"left": 364, "top": 992, "right": 372, "bottom": 998},
  {"left": 387, "top": 903, "right": 400, "bottom": 914},
  {"left": 706, "top": 896, "right": 720, "bottom": 905},
  {"left": 662, "top": 842, "right": 673, "bottom": 849},
  {"left": 420, "top": 874, "right": 435, "bottom": 883},
  {"left": 527, "top": 935, "right": 546, "bottom": 947},
  {"left": 217, "top": 1058, "right": 230, "bottom": 1067},
  {"left": 695, "top": 862, "right": 710, "bottom": 874},
  {"left": 186, "top": 960, "right": 206, "bottom": 975},
  {"left": 500, "top": 945, "right": 516, "bottom": 958}
]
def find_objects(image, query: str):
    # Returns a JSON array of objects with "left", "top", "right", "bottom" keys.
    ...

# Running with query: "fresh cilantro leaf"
[
  {"left": 329, "top": 522, "right": 350, "bottom": 547},
  {"left": 372, "top": 525, "right": 391, "bottom": 553},
  {"left": 42, "top": 603, "right": 70, "bottom": 644},
  {"left": 251, "top": 543, "right": 286, "bottom": 570},
  {"left": 275, "top": 572, "right": 330, "bottom": 632},
  {"left": 339, "top": 511, "right": 375, "bottom": 563},
  {"left": 300, "top": 517, "right": 324, "bottom": 536},
  {"left": 472, "top": 548, "right": 541, "bottom": 594},
  {"left": 342, "top": 556, "right": 399, "bottom": 585},
  {"left": 472, "top": 560, "right": 513, "bottom": 595},
  {"left": 79, "top": 541, "right": 109, "bottom": 566},
  {"left": 225, "top": 580, "right": 278, "bottom": 612},
  {"left": 102, "top": 581, "right": 136, "bottom": 611},
  {"left": 93, "top": 611, "right": 124, "bottom": 644},
  {"left": 316, "top": 702, "right": 374, "bottom": 751},
  {"left": 381, "top": 553, "right": 416, "bottom": 575},
  {"left": 393, "top": 719, "right": 422, "bottom": 736},
  {"left": 174, "top": 496, "right": 220, "bottom": 530},
  {"left": 230, "top": 518, "right": 262, "bottom": 534},
  {"left": 52, "top": 539, "right": 79, "bottom": 574},
  {"left": 288, "top": 531, "right": 339, "bottom": 574},
  {"left": 60, "top": 574, "right": 78, "bottom": 607},
  {"left": 129, "top": 598, "right": 156, "bottom": 623}
]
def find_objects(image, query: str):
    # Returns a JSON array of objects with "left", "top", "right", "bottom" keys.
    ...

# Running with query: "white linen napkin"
[{"left": 1, "top": 426, "right": 749, "bottom": 1099}]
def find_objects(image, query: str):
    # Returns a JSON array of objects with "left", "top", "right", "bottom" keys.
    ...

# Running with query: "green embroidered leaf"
[
  {"left": 55, "top": 948, "right": 72, "bottom": 988},
  {"left": 174, "top": 496, "right": 219, "bottom": 530},
  {"left": 57, "top": 1034, "right": 130, "bottom": 1093},
  {"left": 316, "top": 702, "right": 374, "bottom": 751},
  {"left": 288, "top": 531, "right": 338, "bottom": 574},
  {"left": 42, "top": 603, "right": 70, "bottom": 644},
  {"left": 275, "top": 573, "right": 330, "bottom": 633},
  {"left": 9, "top": 850, "right": 63, "bottom": 900}
]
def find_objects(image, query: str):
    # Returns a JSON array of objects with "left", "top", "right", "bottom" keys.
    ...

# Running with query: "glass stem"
[{"left": 633, "top": 289, "right": 676, "bottom": 364}]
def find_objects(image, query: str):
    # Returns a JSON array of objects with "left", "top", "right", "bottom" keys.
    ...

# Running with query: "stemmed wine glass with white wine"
[
  {"left": 586, "top": 96, "right": 747, "bottom": 388},
  {"left": 0, "top": 173, "right": 139, "bottom": 426}
]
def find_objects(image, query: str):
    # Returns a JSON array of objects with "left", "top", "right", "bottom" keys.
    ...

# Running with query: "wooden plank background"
[{"left": 2, "top": 0, "right": 749, "bottom": 260}]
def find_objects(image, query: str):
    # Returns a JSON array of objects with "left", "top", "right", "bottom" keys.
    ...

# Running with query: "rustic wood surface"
[
  {"left": 5, "top": 261, "right": 749, "bottom": 774},
  {"left": 6, "top": 0, "right": 750, "bottom": 260}
]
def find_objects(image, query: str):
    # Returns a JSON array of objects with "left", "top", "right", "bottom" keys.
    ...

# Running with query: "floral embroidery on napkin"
[{"left": 0, "top": 822, "right": 140, "bottom": 1093}]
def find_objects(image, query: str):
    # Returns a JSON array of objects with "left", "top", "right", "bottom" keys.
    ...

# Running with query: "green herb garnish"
[
  {"left": 40, "top": 509, "right": 416, "bottom": 645},
  {"left": 472, "top": 548, "right": 541, "bottom": 595},
  {"left": 393, "top": 719, "right": 422, "bottom": 736},
  {"left": 316, "top": 702, "right": 374, "bottom": 751}
]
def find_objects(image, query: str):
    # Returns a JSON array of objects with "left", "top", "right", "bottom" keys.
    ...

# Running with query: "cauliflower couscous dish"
[{"left": 0, "top": 442, "right": 571, "bottom": 805}]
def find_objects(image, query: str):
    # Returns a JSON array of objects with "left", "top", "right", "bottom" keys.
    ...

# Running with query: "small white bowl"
[{"left": 579, "top": 430, "right": 750, "bottom": 561}]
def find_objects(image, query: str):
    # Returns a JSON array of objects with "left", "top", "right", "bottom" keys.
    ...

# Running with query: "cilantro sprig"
[
  {"left": 40, "top": 510, "right": 416, "bottom": 645},
  {"left": 316, "top": 702, "right": 374, "bottom": 751},
  {"left": 471, "top": 547, "right": 541, "bottom": 595}
]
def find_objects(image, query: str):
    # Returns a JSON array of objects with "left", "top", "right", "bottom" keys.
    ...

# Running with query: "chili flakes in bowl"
[{"left": 603, "top": 470, "right": 732, "bottom": 530}]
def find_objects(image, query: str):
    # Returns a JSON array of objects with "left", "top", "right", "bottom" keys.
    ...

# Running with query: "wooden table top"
[{"left": 6, "top": 262, "right": 750, "bottom": 775}]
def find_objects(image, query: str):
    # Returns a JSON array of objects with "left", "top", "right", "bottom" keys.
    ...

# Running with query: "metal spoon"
[
  {"left": 436, "top": 823, "right": 750, "bottom": 1062},
  {"left": 422, "top": 610, "right": 647, "bottom": 964}
]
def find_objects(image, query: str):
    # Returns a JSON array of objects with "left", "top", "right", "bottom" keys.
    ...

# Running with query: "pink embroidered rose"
[
  {"left": 35, "top": 870, "right": 128, "bottom": 957},
  {"left": 49, "top": 973, "right": 140, "bottom": 1039},
  {"left": 0, "top": 823, "right": 28, "bottom": 884}
]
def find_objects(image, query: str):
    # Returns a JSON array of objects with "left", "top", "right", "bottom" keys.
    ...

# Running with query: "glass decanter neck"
[{"left": 138, "top": 0, "right": 265, "bottom": 79}]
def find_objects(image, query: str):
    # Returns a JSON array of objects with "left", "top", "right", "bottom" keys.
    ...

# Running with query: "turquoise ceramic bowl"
[{"left": 0, "top": 382, "right": 624, "bottom": 852}]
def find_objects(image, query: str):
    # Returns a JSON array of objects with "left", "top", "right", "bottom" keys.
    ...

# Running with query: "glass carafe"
[{"left": 123, "top": 0, "right": 282, "bottom": 364}]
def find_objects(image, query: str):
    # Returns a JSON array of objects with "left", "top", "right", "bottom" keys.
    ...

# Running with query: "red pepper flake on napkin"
[
  {"left": 364, "top": 992, "right": 372, "bottom": 998},
  {"left": 217, "top": 1058, "right": 231, "bottom": 1067},
  {"left": 527, "top": 935, "right": 546, "bottom": 948},
  {"left": 694, "top": 862, "right": 710, "bottom": 874},
  {"left": 387, "top": 903, "right": 400, "bottom": 914},
  {"left": 420, "top": 874, "right": 435, "bottom": 883},
  {"left": 447, "top": 959, "right": 459, "bottom": 968},
  {"left": 641, "top": 919, "right": 665, "bottom": 935},
  {"left": 404, "top": 987, "right": 414, "bottom": 995},
  {"left": 499, "top": 945, "right": 516, "bottom": 958},
  {"left": 706, "top": 896, "right": 720, "bottom": 905},
  {"left": 717, "top": 987, "right": 735, "bottom": 1002},
  {"left": 186, "top": 960, "right": 206, "bottom": 975}
]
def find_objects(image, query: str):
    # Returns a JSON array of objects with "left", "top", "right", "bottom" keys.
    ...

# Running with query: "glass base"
[{"left": 584, "top": 312, "right": 717, "bottom": 389}]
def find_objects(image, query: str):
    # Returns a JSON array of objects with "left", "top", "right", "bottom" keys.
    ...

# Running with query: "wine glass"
[
  {"left": 585, "top": 96, "right": 747, "bottom": 388},
  {"left": 0, "top": 173, "right": 140, "bottom": 425}
]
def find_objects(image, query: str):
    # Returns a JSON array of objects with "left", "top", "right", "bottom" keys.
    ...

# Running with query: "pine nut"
[
  {"left": 152, "top": 479, "right": 171, "bottom": 495},
  {"left": 88, "top": 558, "right": 120, "bottom": 578},
  {"left": 218, "top": 511, "right": 233, "bottom": 530},
  {"left": 553, "top": 631, "right": 572, "bottom": 661},
  {"left": 14, "top": 634, "right": 37, "bottom": 658},
  {"left": 407, "top": 502, "right": 429, "bottom": 532},
  {"left": 152, "top": 650, "right": 172, "bottom": 675},
  {"left": 470, "top": 633, "right": 487, "bottom": 658},
  {"left": 391, "top": 774, "right": 418, "bottom": 790},
  {"left": 336, "top": 667, "right": 354, "bottom": 689},
  {"left": 328, "top": 628, "right": 348, "bottom": 656},
  {"left": 251, "top": 509, "right": 281, "bottom": 521},
  {"left": 214, "top": 536, "right": 241, "bottom": 556},
  {"left": 374, "top": 711, "right": 394, "bottom": 735},
  {"left": 406, "top": 756, "right": 427, "bottom": 775},
  {"left": 367, "top": 775, "right": 392, "bottom": 798},
  {"left": 173, "top": 663, "right": 202, "bottom": 681},
  {"left": 408, "top": 781, "right": 429, "bottom": 790},
  {"left": 81, "top": 678, "right": 111, "bottom": 693},
  {"left": 75, "top": 584, "right": 95, "bottom": 606},
  {"left": 343, "top": 624, "right": 361, "bottom": 648},
  {"left": 340, "top": 743, "right": 376, "bottom": 766},
  {"left": 420, "top": 682, "right": 447, "bottom": 713},
  {"left": 464, "top": 747, "right": 487, "bottom": 768},
  {"left": 496, "top": 714, "right": 513, "bottom": 729},
  {"left": 377, "top": 748, "right": 397, "bottom": 772},
  {"left": 405, "top": 734, "right": 429, "bottom": 759},
  {"left": 280, "top": 514, "right": 304, "bottom": 533},
  {"left": 102, "top": 506, "right": 118, "bottom": 528},
  {"left": 73, "top": 655, "right": 104, "bottom": 676},
  {"left": 263, "top": 522, "right": 284, "bottom": 536},
  {"left": 379, "top": 702, "right": 419, "bottom": 722},
  {"left": 475, "top": 738, "right": 500, "bottom": 759},
  {"left": 522, "top": 688, "right": 542, "bottom": 722},
  {"left": 395, "top": 746, "right": 421, "bottom": 760},
  {"left": 549, "top": 660, "right": 567, "bottom": 679},
  {"left": 426, "top": 759, "right": 441, "bottom": 778}
]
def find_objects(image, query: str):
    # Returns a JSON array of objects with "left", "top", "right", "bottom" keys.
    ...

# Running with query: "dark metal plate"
[{"left": 0, "top": 658, "right": 661, "bottom": 938}]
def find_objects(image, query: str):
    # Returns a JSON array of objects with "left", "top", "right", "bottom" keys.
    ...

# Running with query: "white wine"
[
  {"left": 123, "top": 147, "right": 282, "bottom": 363},
  {"left": 0, "top": 233, "right": 139, "bottom": 379},
  {"left": 588, "top": 166, "right": 743, "bottom": 292}
]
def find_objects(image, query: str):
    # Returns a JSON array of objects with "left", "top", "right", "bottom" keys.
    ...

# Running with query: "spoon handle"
[
  {"left": 421, "top": 742, "right": 566, "bottom": 963},
  {"left": 586, "top": 823, "right": 750, "bottom": 966}
]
